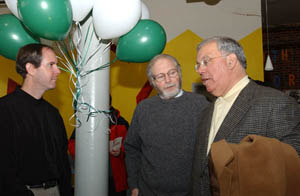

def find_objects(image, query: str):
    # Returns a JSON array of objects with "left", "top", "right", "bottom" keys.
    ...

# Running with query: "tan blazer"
[{"left": 209, "top": 135, "right": 300, "bottom": 196}]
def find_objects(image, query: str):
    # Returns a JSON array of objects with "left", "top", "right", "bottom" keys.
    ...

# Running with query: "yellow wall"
[
  {"left": 240, "top": 28, "right": 264, "bottom": 81},
  {"left": 0, "top": 57, "right": 22, "bottom": 95}
]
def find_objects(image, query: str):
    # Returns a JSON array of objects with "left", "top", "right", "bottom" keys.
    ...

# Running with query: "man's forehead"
[
  {"left": 42, "top": 47, "right": 55, "bottom": 55},
  {"left": 198, "top": 42, "right": 220, "bottom": 57},
  {"left": 153, "top": 60, "right": 174, "bottom": 71},
  {"left": 41, "top": 48, "right": 57, "bottom": 63},
  {"left": 155, "top": 57, "right": 172, "bottom": 64}
]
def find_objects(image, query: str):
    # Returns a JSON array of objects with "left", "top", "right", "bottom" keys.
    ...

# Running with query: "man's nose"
[
  {"left": 164, "top": 74, "right": 171, "bottom": 82},
  {"left": 196, "top": 65, "right": 205, "bottom": 74},
  {"left": 54, "top": 65, "right": 61, "bottom": 75}
]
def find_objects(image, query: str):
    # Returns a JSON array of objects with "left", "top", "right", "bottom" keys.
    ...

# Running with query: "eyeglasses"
[
  {"left": 195, "top": 55, "right": 228, "bottom": 71},
  {"left": 152, "top": 69, "right": 178, "bottom": 82}
]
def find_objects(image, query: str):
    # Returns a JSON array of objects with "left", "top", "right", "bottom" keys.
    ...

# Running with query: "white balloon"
[
  {"left": 141, "top": 1, "right": 150, "bottom": 19},
  {"left": 5, "top": 0, "right": 20, "bottom": 19},
  {"left": 70, "top": 0, "right": 95, "bottom": 22},
  {"left": 92, "top": 0, "right": 141, "bottom": 39}
]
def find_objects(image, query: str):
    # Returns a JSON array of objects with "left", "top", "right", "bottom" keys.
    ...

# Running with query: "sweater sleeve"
[{"left": 124, "top": 108, "right": 142, "bottom": 190}]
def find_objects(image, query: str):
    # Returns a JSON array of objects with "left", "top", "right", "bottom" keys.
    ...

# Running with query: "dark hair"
[{"left": 16, "top": 43, "right": 54, "bottom": 78}]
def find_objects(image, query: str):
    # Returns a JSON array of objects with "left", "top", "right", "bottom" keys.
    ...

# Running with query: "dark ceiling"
[{"left": 261, "top": 0, "right": 300, "bottom": 26}]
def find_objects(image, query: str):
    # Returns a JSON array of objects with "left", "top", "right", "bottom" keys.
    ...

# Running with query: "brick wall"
[{"left": 263, "top": 23, "right": 300, "bottom": 90}]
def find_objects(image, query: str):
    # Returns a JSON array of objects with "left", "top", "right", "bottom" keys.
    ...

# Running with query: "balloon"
[
  {"left": 0, "top": 14, "right": 40, "bottom": 60},
  {"left": 141, "top": 1, "right": 150, "bottom": 19},
  {"left": 70, "top": 0, "right": 94, "bottom": 22},
  {"left": 116, "top": 19, "right": 167, "bottom": 63},
  {"left": 18, "top": 0, "right": 73, "bottom": 40},
  {"left": 5, "top": 0, "right": 20, "bottom": 19},
  {"left": 93, "top": 0, "right": 141, "bottom": 39}
]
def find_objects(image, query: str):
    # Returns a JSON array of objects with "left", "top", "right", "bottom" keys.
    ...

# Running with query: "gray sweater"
[{"left": 124, "top": 91, "right": 209, "bottom": 196}]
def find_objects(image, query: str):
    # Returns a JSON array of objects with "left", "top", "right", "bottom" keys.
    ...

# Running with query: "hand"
[
  {"left": 131, "top": 188, "right": 139, "bottom": 196},
  {"left": 110, "top": 149, "right": 121, "bottom": 157}
]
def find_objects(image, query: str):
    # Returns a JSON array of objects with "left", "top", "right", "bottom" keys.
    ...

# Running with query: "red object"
[
  {"left": 111, "top": 44, "right": 117, "bottom": 53},
  {"left": 136, "top": 80, "right": 153, "bottom": 104},
  {"left": 7, "top": 78, "right": 19, "bottom": 94},
  {"left": 68, "top": 139, "right": 75, "bottom": 159},
  {"left": 109, "top": 118, "right": 128, "bottom": 192},
  {"left": 68, "top": 109, "right": 128, "bottom": 192}
]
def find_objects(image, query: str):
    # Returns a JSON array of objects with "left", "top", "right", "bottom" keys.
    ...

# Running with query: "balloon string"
[
  {"left": 61, "top": 40, "right": 76, "bottom": 66},
  {"left": 67, "top": 33, "right": 77, "bottom": 64},
  {"left": 56, "top": 22, "right": 116, "bottom": 127},
  {"left": 56, "top": 42, "right": 76, "bottom": 72},
  {"left": 81, "top": 57, "right": 117, "bottom": 77},
  {"left": 75, "top": 21, "right": 93, "bottom": 72},
  {"left": 74, "top": 23, "right": 82, "bottom": 66}
]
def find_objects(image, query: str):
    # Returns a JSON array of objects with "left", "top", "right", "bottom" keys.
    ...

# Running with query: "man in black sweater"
[{"left": 0, "top": 44, "right": 72, "bottom": 196}]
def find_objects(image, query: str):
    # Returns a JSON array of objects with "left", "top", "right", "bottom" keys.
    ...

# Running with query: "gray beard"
[
  {"left": 161, "top": 88, "right": 180, "bottom": 99},
  {"left": 158, "top": 82, "right": 182, "bottom": 99}
]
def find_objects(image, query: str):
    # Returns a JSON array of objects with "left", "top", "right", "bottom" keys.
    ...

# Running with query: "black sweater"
[{"left": 0, "top": 88, "right": 72, "bottom": 196}]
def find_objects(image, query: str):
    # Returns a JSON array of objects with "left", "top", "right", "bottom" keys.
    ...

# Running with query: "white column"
[{"left": 74, "top": 15, "right": 110, "bottom": 196}]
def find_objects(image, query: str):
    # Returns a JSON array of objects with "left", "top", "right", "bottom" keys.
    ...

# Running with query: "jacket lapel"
[
  {"left": 214, "top": 81, "right": 257, "bottom": 142},
  {"left": 197, "top": 103, "right": 215, "bottom": 172}
]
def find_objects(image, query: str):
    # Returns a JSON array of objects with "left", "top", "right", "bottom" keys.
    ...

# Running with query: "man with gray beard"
[{"left": 124, "top": 54, "right": 209, "bottom": 196}]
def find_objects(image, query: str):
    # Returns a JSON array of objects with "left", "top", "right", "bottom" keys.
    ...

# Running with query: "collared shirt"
[
  {"left": 159, "top": 89, "right": 184, "bottom": 99},
  {"left": 207, "top": 76, "right": 250, "bottom": 154},
  {"left": 175, "top": 89, "right": 184, "bottom": 98}
]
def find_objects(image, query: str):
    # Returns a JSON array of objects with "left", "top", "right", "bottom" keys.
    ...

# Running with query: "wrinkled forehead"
[
  {"left": 152, "top": 58, "right": 176, "bottom": 74},
  {"left": 197, "top": 41, "right": 221, "bottom": 59}
]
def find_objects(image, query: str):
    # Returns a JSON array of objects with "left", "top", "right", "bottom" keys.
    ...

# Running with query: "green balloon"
[
  {"left": 0, "top": 14, "right": 40, "bottom": 60},
  {"left": 18, "top": 0, "right": 72, "bottom": 40},
  {"left": 116, "top": 19, "right": 167, "bottom": 63}
]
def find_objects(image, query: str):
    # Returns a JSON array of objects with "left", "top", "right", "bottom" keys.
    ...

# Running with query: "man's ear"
[
  {"left": 25, "top": 63, "right": 35, "bottom": 76},
  {"left": 226, "top": 53, "right": 238, "bottom": 69}
]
